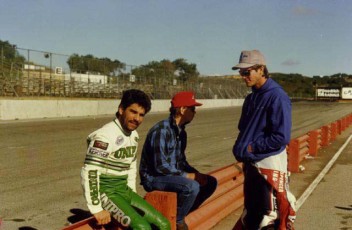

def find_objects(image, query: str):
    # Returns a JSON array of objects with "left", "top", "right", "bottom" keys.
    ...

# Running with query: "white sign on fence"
[
  {"left": 129, "top": 75, "right": 136, "bottom": 82},
  {"left": 341, "top": 87, "right": 352, "bottom": 99},
  {"left": 317, "top": 88, "right": 340, "bottom": 98}
]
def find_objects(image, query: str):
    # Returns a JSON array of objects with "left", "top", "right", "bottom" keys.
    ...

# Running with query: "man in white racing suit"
[{"left": 81, "top": 89, "right": 170, "bottom": 230}]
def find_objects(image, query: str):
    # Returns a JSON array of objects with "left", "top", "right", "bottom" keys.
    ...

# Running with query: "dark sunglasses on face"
[
  {"left": 239, "top": 69, "right": 251, "bottom": 77},
  {"left": 188, "top": 106, "right": 196, "bottom": 112}
]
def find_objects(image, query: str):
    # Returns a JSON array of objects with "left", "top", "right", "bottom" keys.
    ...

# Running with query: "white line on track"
[{"left": 295, "top": 134, "right": 352, "bottom": 210}]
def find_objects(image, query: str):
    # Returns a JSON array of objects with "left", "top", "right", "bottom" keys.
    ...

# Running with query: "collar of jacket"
[
  {"left": 168, "top": 115, "right": 185, "bottom": 136},
  {"left": 113, "top": 118, "right": 132, "bottom": 136}
]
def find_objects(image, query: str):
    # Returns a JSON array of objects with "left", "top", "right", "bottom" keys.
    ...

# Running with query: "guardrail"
[
  {"left": 288, "top": 113, "right": 352, "bottom": 172},
  {"left": 185, "top": 163, "right": 243, "bottom": 230},
  {"left": 63, "top": 113, "right": 352, "bottom": 230},
  {"left": 62, "top": 163, "right": 244, "bottom": 230}
]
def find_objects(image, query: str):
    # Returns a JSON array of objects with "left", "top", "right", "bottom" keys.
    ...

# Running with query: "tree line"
[
  {"left": 67, "top": 55, "right": 199, "bottom": 84},
  {"left": 271, "top": 72, "right": 352, "bottom": 98},
  {"left": 0, "top": 40, "right": 26, "bottom": 65},
  {"left": 1, "top": 39, "right": 352, "bottom": 98}
]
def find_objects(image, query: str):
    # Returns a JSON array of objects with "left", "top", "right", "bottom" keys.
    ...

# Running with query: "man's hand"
[
  {"left": 247, "top": 144, "right": 253, "bottom": 153},
  {"left": 93, "top": 210, "right": 111, "bottom": 225}
]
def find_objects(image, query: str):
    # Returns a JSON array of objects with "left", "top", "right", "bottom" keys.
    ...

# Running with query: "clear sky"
[{"left": 1, "top": 0, "right": 351, "bottom": 77}]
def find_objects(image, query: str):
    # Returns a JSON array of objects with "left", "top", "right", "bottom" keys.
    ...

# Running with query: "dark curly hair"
[{"left": 115, "top": 89, "right": 151, "bottom": 118}]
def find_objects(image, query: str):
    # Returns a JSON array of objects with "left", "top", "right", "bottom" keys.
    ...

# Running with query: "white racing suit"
[
  {"left": 81, "top": 119, "right": 170, "bottom": 230},
  {"left": 254, "top": 150, "right": 296, "bottom": 230},
  {"left": 234, "top": 149, "right": 296, "bottom": 230}
]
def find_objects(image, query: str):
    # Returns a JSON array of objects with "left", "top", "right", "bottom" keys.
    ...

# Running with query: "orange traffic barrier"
[
  {"left": 347, "top": 115, "right": 350, "bottom": 126},
  {"left": 63, "top": 164, "right": 243, "bottom": 230},
  {"left": 288, "top": 112, "right": 352, "bottom": 173},
  {"left": 308, "top": 129, "right": 321, "bottom": 157},
  {"left": 185, "top": 163, "right": 244, "bottom": 229},
  {"left": 330, "top": 122, "right": 337, "bottom": 142},
  {"left": 337, "top": 119, "right": 342, "bottom": 135},
  {"left": 342, "top": 117, "right": 347, "bottom": 131},
  {"left": 186, "top": 183, "right": 244, "bottom": 230},
  {"left": 144, "top": 191, "right": 177, "bottom": 230},
  {"left": 288, "top": 134, "right": 310, "bottom": 172},
  {"left": 321, "top": 125, "right": 330, "bottom": 147},
  {"left": 289, "top": 125, "right": 331, "bottom": 172},
  {"left": 343, "top": 114, "right": 352, "bottom": 129},
  {"left": 62, "top": 192, "right": 176, "bottom": 230},
  {"left": 348, "top": 114, "right": 352, "bottom": 126}
]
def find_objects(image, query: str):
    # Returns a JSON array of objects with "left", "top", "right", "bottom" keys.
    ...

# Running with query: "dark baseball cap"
[{"left": 171, "top": 91, "right": 202, "bottom": 108}]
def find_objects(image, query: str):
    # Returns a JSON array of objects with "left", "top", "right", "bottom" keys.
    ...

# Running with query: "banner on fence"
[
  {"left": 317, "top": 88, "right": 340, "bottom": 98},
  {"left": 341, "top": 87, "right": 352, "bottom": 99}
]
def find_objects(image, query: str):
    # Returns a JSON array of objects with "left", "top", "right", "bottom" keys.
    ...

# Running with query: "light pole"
[
  {"left": 44, "top": 52, "right": 52, "bottom": 95},
  {"left": 1, "top": 46, "right": 3, "bottom": 71},
  {"left": 313, "top": 81, "right": 318, "bottom": 101}
]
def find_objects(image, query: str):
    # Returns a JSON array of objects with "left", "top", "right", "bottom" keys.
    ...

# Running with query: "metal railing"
[{"left": 0, "top": 47, "right": 249, "bottom": 99}]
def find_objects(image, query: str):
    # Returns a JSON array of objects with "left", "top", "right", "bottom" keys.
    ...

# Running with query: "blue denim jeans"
[{"left": 142, "top": 175, "right": 217, "bottom": 223}]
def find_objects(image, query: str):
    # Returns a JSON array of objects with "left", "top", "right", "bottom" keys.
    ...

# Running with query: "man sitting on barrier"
[
  {"left": 231, "top": 50, "right": 296, "bottom": 230},
  {"left": 139, "top": 91, "right": 217, "bottom": 230},
  {"left": 81, "top": 89, "right": 170, "bottom": 230}
]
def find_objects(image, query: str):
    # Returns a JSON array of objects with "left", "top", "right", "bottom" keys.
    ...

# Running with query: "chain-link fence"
[{"left": 0, "top": 47, "right": 249, "bottom": 99}]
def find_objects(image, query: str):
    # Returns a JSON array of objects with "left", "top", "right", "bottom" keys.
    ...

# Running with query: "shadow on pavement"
[{"left": 67, "top": 208, "right": 92, "bottom": 224}]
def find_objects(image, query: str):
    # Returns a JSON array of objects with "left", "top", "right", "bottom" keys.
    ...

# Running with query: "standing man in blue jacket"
[{"left": 231, "top": 50, "right": 296, "bottom": 230}]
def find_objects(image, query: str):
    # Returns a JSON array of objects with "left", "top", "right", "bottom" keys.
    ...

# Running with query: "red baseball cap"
[{"left": 171, "top": 91, "right": 202, "bottom": 108}]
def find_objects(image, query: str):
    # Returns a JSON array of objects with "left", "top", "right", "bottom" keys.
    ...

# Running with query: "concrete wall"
[{"left": 0, "top": 98, "right": 244, "bottom": 121}]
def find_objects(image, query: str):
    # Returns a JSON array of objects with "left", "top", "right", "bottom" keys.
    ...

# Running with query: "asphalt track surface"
[
  {"left": 0, "top": 101, "right": 351, "bottom": 230},
  {"left": 294, "top": 133, "right": 352, "bottom": 229}
]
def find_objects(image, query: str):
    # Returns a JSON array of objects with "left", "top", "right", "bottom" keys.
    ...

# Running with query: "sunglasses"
[
  {"left": 188, "top": 106, "right": 196, "bottom": 112},
  {"left": 239, "top": 69, "right": 251, "bottom": 77}
]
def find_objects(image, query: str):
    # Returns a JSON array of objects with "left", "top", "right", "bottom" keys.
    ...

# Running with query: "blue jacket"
[{"left": 233, "top": 78, "right": 292, "bottom": 162}]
